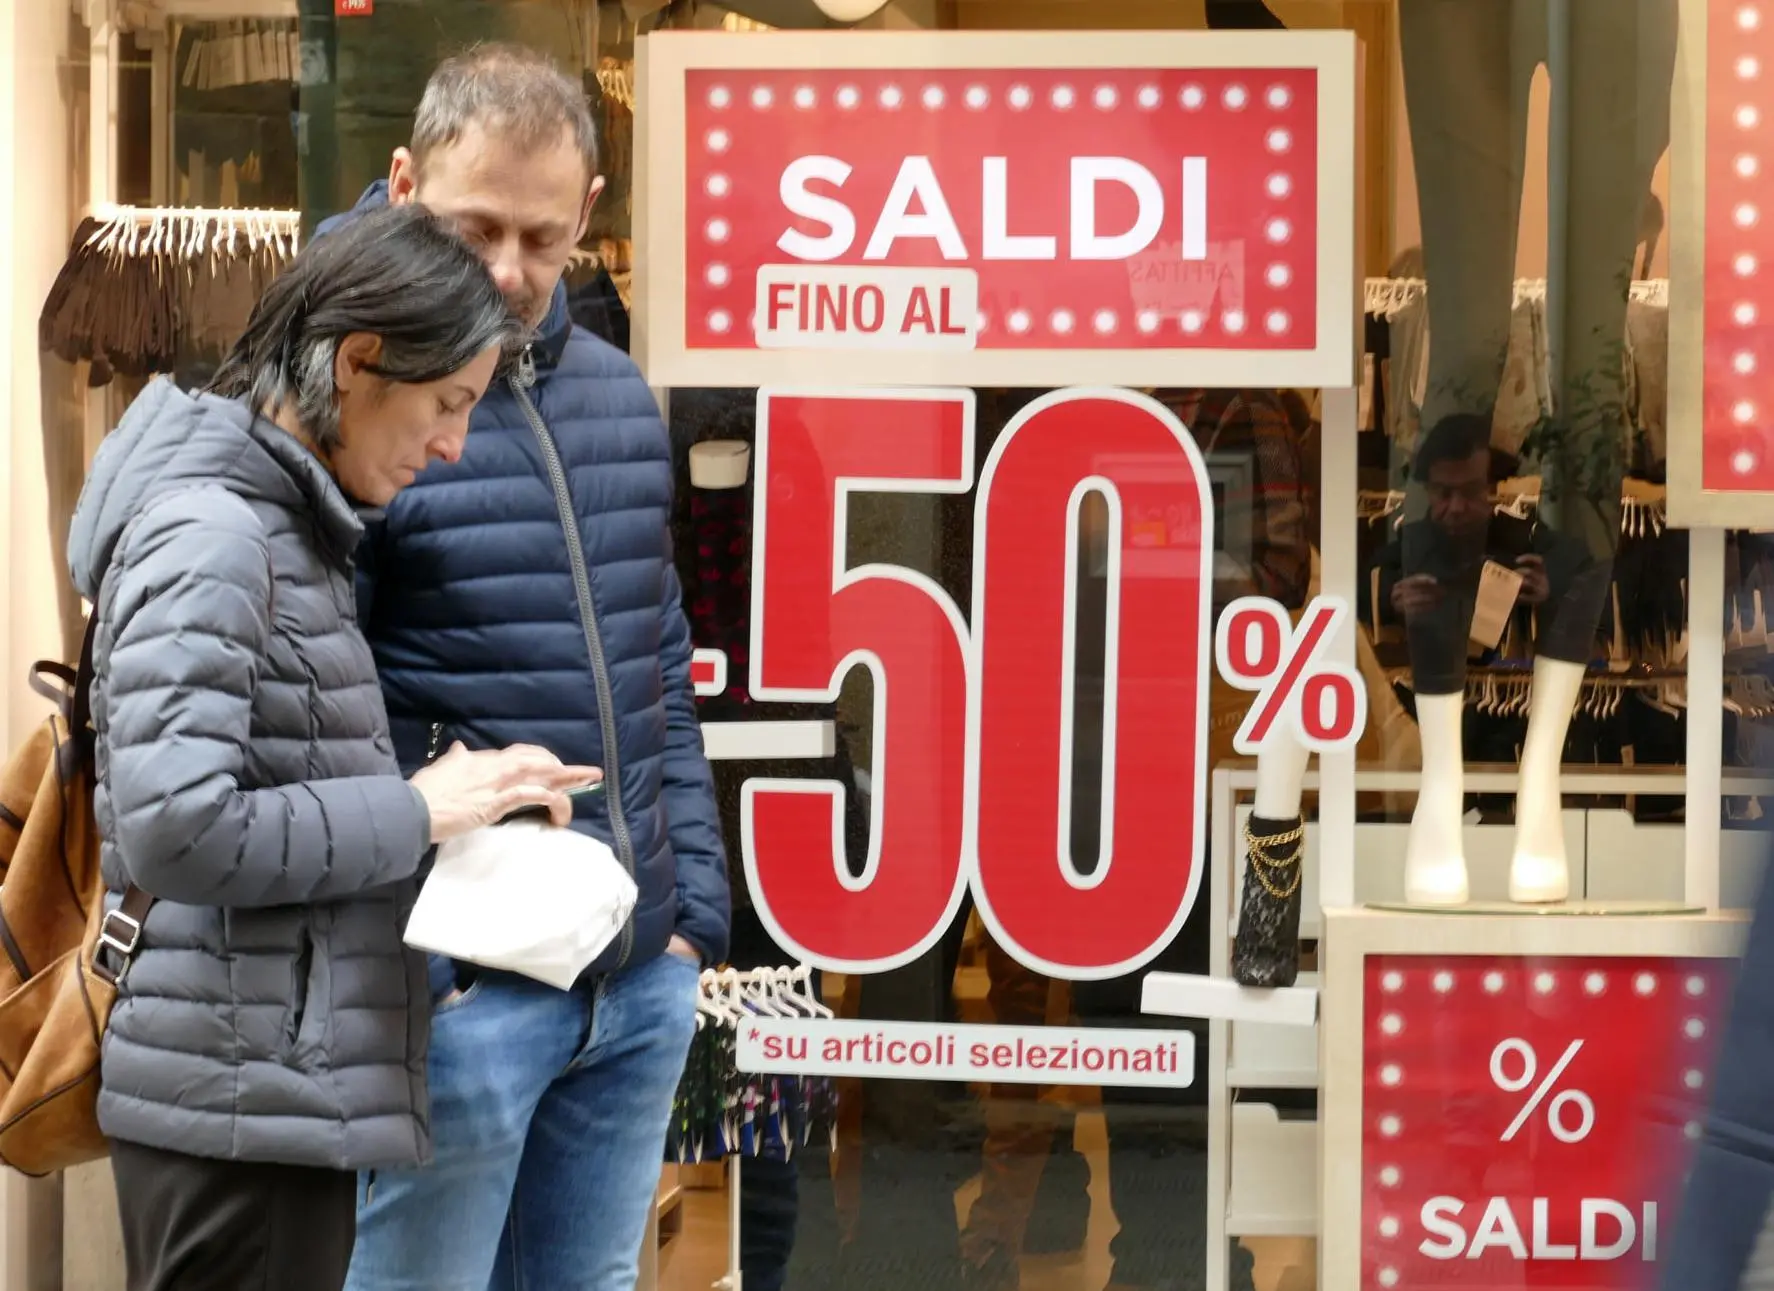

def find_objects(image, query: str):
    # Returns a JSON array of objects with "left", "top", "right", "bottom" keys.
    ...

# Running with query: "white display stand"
[{"left": 1143, "top": 762, "right": 1774, "bottom": 1291}]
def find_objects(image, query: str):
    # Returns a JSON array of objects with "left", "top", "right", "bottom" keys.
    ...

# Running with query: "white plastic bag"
[{"left": 404, "top": 822, "right": 637, "bottom": 990}]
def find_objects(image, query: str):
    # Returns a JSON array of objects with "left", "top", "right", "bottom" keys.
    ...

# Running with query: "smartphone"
[{"left": 499, "top": 780, "right": 604, "bottom": 824}]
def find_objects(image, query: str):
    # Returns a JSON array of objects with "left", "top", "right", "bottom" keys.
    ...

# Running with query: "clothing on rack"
[
  {"left": 593, "top": 57, "right": 635, "bottom": 199},
  {"left": 38, "top": 208, "right": 298, "bottom": 388},
  {"left": 178, "top": 20, "right": 299, "bottom": 90},
  {"left": 1363, "top": 276, "right": 1673, "bottom": 482},
  {"left": 173, "top": 20, "right": 301, "bottom": 210},
  {"left": 1363, "top": 312, "right": 1390, "bottom": 435},
  {"left": 668, "top": 969, "right": 840, "bottom": 1165},
  {"left": 39, "top": 218, "right": 176, "bottom": 387}
]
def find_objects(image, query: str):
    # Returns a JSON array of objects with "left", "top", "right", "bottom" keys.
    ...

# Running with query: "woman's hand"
[{"left": 410, "top": 742, "right": 602, "bottom": 842}]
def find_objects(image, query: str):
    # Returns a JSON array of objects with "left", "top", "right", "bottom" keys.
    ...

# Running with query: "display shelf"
[
  {"left": 656, "top": 1171, "right": 684, "bottom": 1241},
  {"left": 1226, "top": 1104, "right": 1318, "bottom": 1239},
  {"left": 1227, "top": 983, "right": 1322, "bottom": 1088},
  {"left": 700, "top": 719, "right": 834, "bottom": 761},
  {"left": 1141, "top": 970, "right": 1317, "bottom": 1029}
]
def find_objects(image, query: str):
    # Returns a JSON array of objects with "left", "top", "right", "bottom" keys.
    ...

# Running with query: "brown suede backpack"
[{"left": 0, "top": 620, "right": 149, "bottom": 1176}]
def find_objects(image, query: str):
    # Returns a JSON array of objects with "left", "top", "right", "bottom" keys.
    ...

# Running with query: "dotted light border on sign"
[
  {"left": 1707, "top": 0, "right": 1774, "bottom": 482},
  {"left": 687, "top": 71, "right": 1310, "bottom": 347}
]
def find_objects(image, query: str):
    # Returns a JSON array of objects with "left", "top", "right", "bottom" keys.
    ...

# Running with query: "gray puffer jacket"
[{"left": 67, "top": 378, "right": 435, "bottom": 1170}]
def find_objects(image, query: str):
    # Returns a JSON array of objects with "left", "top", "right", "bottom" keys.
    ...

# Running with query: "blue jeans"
[{"left": 344, "top": 952, "right": 700, "bottom": 1291}]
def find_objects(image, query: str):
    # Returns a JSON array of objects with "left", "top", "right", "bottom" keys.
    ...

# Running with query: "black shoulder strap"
[
  {"left": 70, "top": 616, "right": 96, "bottom": 746},
  {"left": 54, "top": 615, "right": 156, "bottom": 986},
  {"left": 64, "top": 616, "right": 98, "bottom": 779}
]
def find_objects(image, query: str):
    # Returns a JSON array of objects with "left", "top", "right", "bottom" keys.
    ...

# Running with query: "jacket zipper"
[{"left": 511, "top": 346, "right": 636, "bottom": 970}]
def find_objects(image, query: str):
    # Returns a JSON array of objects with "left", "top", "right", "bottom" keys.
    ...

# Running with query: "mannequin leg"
[
  {"left": 1406, "top": 693, "right": 1469, "bottom": 905},
  {"left": 1537, "top": 0, "right": 1675, "bottom": 559},
  {"left": 1394, "top": 1, "right": 1536, "bottom": 893},
  {"left": 1510, "top": 0, "right": 1675, "bottom": 901},
  {"left": 1509, "top": 658, "right": 1584, "bottom": 901},
  {"left": 1253, "top": 737, "right": 1310, "bottom": 821},
  {"left": 1396, "top": 0, "right": 1536, "bottom": 429}
]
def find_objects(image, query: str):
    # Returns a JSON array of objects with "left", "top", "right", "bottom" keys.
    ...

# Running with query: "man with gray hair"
[{"left": 321, "top": 44, "right": 730, "bottom": 1291}]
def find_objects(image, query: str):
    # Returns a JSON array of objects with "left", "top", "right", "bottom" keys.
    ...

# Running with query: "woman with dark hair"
[{"left": 65, "top": 202, "right": 599, "bottom": 1291}]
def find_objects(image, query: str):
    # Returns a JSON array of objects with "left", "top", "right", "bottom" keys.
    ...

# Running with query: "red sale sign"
[
  {"left": 1361, "top": 955, "right": 1728, "bottom": 1289},
  {"left": 1701, "top": 0, "right": 1774, "bottom": 495},
  {"left": 741, "top": 387, "right": 1212, "bottom": 979},
  {"left": 636, "top": 30, "right": 1359, "bottom": 389}
]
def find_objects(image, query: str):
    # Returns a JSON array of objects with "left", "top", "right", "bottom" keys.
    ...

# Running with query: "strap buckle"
[{"left": 97, "top": 910, "right": 142, "bottom": 959}]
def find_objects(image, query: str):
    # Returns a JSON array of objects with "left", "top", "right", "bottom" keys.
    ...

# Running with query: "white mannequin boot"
[
  {"left": 1405, "top": 692, "right": 1469, "bottom": 905},
  {"left": 1254, "top": 735, "right": 1311, "bottom": 822},
  {"left": 1509, "top": 656, "right": 1581, "bottom": 903}
]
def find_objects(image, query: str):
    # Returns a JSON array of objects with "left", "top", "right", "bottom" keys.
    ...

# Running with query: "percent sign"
[
  {"left": 1214, "top": 595, "right": 1368, "bottom": 755},
  {"left": 1491, "top": 1038, "right": 1596, "bottom": 1143}
]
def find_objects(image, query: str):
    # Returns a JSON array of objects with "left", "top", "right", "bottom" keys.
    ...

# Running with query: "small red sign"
[
  {"left": 335, "top": 0, "right": 373, "bottom": 15},
  {"left": 689, "top": 648, "right": 727, "bottom": 697},
  {"left": 1361, "top": 955, "right": 1728, "bottom": 1289}
]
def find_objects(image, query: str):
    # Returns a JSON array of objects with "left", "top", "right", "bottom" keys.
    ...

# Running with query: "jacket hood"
[
  {"left": 68, "top": 378, "right": 363, "bottom": 600},
  {"left": 318, "top": 181, "right": 573, "bottom": 371}
]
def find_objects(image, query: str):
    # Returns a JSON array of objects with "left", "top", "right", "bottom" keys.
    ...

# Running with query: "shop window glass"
[{"left": 54, "top": 3, "right": 1704, "bottom": 1290}]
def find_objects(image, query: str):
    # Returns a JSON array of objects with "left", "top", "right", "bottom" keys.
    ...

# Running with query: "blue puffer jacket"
[{"left": 320, "top": 183, "right": 730, "bottom": 978}]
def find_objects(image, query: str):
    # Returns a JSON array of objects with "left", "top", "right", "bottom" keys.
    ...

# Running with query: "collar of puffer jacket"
[{"left": 69, "top": 378, "right": 366, "bottom": 599}]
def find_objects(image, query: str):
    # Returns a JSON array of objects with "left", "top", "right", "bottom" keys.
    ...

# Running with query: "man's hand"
[
  {"left": 1514, "top": 554, "right": 1550, "bottom": 606},
  {"left": 666, "top": 935, "right": 701, "bottom": 965},
  {"left": 1391, "top": 573, "right": 1443, "bottom": 617}
]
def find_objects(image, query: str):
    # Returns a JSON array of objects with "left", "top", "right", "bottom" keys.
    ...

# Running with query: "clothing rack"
[
  {"left": 1387, "top": 665, "right": 1688, "bottom": 708},
  {"left": 596, "top": 55, "right": 635, "bottom": 113},
  {"left": 687, "top": 967, "right": 836, "bottom": 1291},
  {"left": 1356, "top": 486, "right": 1669, "bottom": 537},
  {"left": 1363, "top": 275, "right": 1670, "bottom": 319},
  {"left": 42, "top": 203, "right": 300, "bottom": 390},
  {"left": 1360, "top": 274, "right": 1671, "bottom": 471},
  {"left": 86, "top": 202, "right": 302, "bottom": 258}
]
